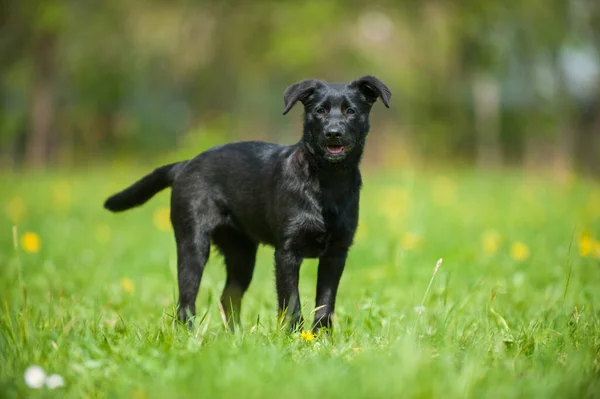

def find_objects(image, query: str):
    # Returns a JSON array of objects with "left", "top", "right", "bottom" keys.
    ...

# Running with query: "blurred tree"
[
  {"left": 0, "top": 0, "right": 598, "bottom": 176},
  {"left": 0, "top": 0, "right": 33, "bottom": 166},
  {"left": 26, "top": 1, "right": 66, "bottom": 168}
]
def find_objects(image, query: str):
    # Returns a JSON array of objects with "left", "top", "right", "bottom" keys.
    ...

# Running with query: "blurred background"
[{"left": 1, "top": 0, "right": 599, "bottom": 177}]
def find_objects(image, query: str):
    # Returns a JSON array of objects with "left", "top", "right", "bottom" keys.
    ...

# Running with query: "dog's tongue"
[{"left": 327, "top": 146, "right": 344, "bottom": 154}]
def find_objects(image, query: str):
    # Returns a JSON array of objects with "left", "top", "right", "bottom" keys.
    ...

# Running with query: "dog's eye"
[
  {"left": 345, "top": 108, "right": 356, "bottom": 115},
  {"left": 315, "top": 107, "right": 327, "bottom": 115}
]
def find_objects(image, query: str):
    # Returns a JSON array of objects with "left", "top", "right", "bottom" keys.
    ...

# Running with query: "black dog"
[{"left": 104, "top": 76, "right": 391, "bottom": 332}]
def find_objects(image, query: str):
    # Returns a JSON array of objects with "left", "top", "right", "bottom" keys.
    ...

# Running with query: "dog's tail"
[{"left": 104, "top": 162, "right": 187, "bottom": 212}]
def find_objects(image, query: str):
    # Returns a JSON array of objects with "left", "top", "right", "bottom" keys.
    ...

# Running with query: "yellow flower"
[
  {"left": 153, "top": 206, "right": 172, "bottom": 232},
  {"left": 5, "top": 196, "right": 27, "bottom": 223},
  {"left": 431, "top": 177, "right": 457, "bottom": 206},
  {"left": 579, "top": 231, "right": 600, "bottom": 258},
  {"left": 579, "top": 232, "right": 594, "bottom": 257},
  {"left": 301, "top": 330, "right": 315, "bottom": 342},
  {"left": 401, "top": 232, "right": 421, "bottom": 250},
  {"left": 21, "top": 232, "right": 41, "bottom": 253},
  {"left": 379, "top": 187, "right": 410, "bottom": 222},
  {"left": 120, "top": 278, "right": 135, "bottom": 293},
  {"left": 482, "top": 230, "right": 501, "bottom": 255},
  {"left": 510, "top": 241, "right": 530, "bottom": 261}
]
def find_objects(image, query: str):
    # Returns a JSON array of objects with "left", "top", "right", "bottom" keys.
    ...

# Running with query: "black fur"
[
  {"left": 104, "top": 76, "right": 391, "bottom": 333},
  {"left": 105, "top": 163, "right": 185, "bottom": 212}
]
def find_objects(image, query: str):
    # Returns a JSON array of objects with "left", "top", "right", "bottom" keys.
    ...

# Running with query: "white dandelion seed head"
[
  {"left": 414, "top": 305, "right": 426, "bottom": 314},
  {"left": 512, "top": 272, "right": 526, "bottom": 286},
  {"left": 24, "top": 365, "right": 46, "bottom": 389},
  {"left": 45, "top": 374, "right": 65, "bottom": 389}
]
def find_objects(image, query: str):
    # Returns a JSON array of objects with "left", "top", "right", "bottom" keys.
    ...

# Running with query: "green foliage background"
[{"left": 1, "top": 0, "right": 599, "bottom": 174}]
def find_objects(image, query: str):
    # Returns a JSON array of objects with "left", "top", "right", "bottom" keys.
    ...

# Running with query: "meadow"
[{"left": 1, "top": 165, "right": 600, "bottom": 398}]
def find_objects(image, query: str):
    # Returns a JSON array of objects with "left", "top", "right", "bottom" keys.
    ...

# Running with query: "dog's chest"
[
  {"left": 281, "top": 183, "right": 330, "bottom": 258},
  {"left": 284, "top": 193, "right": 349, "bottom": 259},
  {"left": 280, "top": 154, "right": 358, "bottom": 257},
  {"left": 285, "top": 209, "right": 328, "bottom": 258}
]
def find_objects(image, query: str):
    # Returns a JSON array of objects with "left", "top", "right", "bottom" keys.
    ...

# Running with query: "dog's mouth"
[{"left": 326, "top": 145, "right": 344, "bottom": 154}]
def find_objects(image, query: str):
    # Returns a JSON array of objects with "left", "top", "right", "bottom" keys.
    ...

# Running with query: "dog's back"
[{"left": 171, "top": 141, "right": 295, "bottom": 245}]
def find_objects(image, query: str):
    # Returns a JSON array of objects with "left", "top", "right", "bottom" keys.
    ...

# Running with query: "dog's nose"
[{"left": 325, "top": 128, "right": 343, "bottom": 140}]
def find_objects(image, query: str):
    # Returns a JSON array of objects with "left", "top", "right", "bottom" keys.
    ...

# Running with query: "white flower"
[
  {"left": 45, "top": 374, "right": 65, "bottom": 389},
  {"left": 413, "top": 305, "right": 426, "bottom": 315},
  {"left": 24, "top": 365, "right": 46, "bottom": 389},
  {"left": 512, "top": 272, "right": 526, "bottom": 287}
]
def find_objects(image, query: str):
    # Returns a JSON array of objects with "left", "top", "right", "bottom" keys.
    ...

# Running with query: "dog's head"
[{"left": 283, "top": 76, "right": 391, "bottom": 164}]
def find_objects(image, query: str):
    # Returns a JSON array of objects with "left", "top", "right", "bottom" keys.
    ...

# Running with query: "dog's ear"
[
  {"left": 349, "top": 76, "right": 391, "bottom": 108},
  {"left": 282, "top": 79, "right": 325, "bottom": 115}
]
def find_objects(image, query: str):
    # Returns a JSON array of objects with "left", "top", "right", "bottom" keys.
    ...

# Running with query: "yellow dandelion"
[
  {"left": 153, "top": 206, "right": 171, "bottom": 232},
  {"left": 52, "top": 180, "right": 71, "bottom": 209},
  {"left": 379, "top": 187, "right": 410, "bottom": 222},
  {"left": 5, "top": 196, "right": 27, "bottom": 223},
  {"left": 431, "top": 177, "right": 457, "bottom": 206},
  {"left": 579, "top": 231, "right": 594, "bottom": 257},
  {"left": 401, "top": 232, "right": 421, "bottom": 250},
  {"left": 579, "top": 231, "right": 600, "bottom": 258},
  {"left": 21, "top": 232, "right": 41, "bottom": 253},
  {"left": 482, "top": 230, "right": 501, "bottom": 256},
  {"left": 510, "top": 241, "right": 530, "bottom": 261},
  {"left": 301, "top": 330, "right": 315, "bottom": 342},
  {"left": 120, "top": 278, "right": 135, "bottom": 293}
]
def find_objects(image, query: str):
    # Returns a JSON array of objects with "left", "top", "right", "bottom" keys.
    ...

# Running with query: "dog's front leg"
[
  {"left": 274, "top": 249, "right": 304, "bottom": 331},
  {"left": 313, "top": 249, "right": 348, "bottom": 333}
]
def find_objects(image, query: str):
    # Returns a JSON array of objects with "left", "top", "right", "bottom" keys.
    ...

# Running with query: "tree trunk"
[
  {"left": 552, "top": 51, "right": 575, "bottom": 180},
  {"left": 25, "top": 32, "right": 56, "bottom": 169},
  {"left": 588, "top": 99, "right": 600, "bottom": 177},
  {"left": 473, "top": 74, "right": 502, "bottom": 169}
]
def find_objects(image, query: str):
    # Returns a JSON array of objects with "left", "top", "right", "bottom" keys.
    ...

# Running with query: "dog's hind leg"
[
  {"left": 212, "top": 227, "right": 258, "bottom": 332},
  {"left": 171, "top": 200, "right": 216, "bottom": 328}
]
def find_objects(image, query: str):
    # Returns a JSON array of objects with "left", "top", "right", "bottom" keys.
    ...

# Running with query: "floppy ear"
[
  {"left": 349, "top": 76, "right": 391, "bottom": 108},
  {"left": 282, "top": 79, "right": 325, "bottom": 115}
]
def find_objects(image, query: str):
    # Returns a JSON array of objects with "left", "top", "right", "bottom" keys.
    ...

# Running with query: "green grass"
[{"left": 1, "top": 167, "right": 600, "bottom": 398}]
